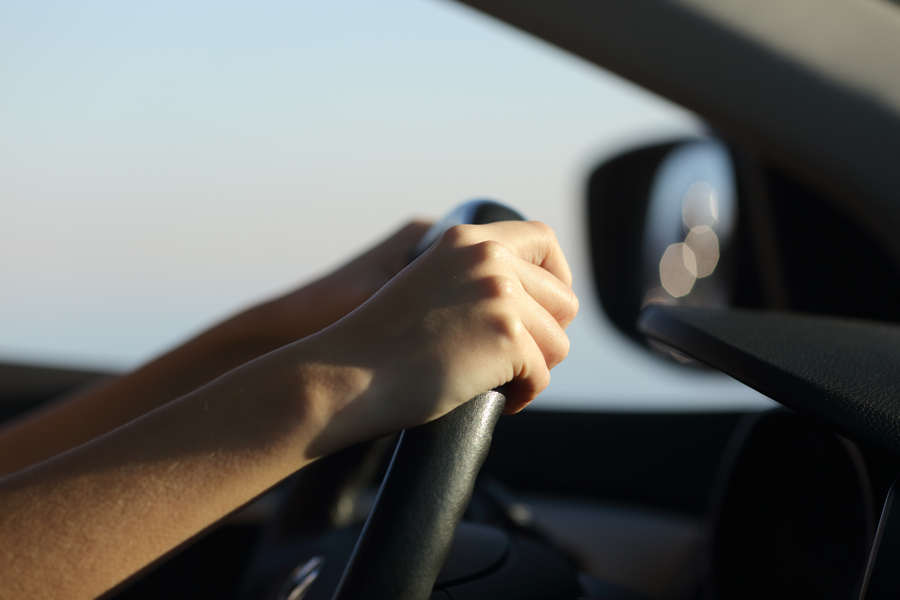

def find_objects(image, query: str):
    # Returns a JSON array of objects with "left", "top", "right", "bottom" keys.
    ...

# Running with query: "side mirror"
[
  {"left": 587, "top": 136, "right": 900, "bottom": 357},
  {"left": 586, "top": 137, "right": 742, "bottom": 349}
]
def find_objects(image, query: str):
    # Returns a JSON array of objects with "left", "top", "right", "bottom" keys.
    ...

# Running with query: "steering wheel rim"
[{"left": 329, "top": 200, "right": 525, "bottom": 600}]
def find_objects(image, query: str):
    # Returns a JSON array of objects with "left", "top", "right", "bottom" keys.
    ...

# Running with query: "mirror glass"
[{"left": 641, "top": 139, "right": 737, "bottom": 308}]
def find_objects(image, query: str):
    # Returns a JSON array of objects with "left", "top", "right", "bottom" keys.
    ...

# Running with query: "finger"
[
  {"left": 486, "top": 221, "right": 573, "bottom": 288},
  {"left": 512, "top": 258, "right": 579, "bottom": 327},
  {"left": 502, "top": 328, "right": 551, "bottom": 414},
  {"left": 441, "top": 221, "right": 573, "bottom": 287},
  {"left": 513, "top": 284, "right": 570, "bottom": 369}
]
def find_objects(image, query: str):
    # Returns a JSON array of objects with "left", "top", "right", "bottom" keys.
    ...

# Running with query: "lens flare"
[
  {"left": 660, "top": 243, "right": 697, "bottom": 298},
  {"left": 684, "top": 225, "right": 720, "bottom": 278}
]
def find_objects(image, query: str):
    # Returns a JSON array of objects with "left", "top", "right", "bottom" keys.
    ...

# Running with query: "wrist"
[{"left": 280, "top": 332, "right": 382, "bottom": 461}]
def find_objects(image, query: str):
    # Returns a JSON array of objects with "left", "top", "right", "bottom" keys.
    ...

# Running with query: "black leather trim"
[{"left": 331, "top": 391, "right": 506, "bottom": 600}]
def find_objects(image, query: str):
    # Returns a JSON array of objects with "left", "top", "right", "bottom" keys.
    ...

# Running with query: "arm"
[
  {"left": 0, "top": 221, "right": 578, "bottom": 599},
  {"left": 0, "top": 221, "right": 430, "bottom": 476},
  {"left": 0, "top": 341, "right": 359, "bottom": 600}
]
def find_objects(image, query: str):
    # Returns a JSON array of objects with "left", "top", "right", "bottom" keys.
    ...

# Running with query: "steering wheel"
[{"left": 326, "top": 200, "right": 526, "bottom": 600}]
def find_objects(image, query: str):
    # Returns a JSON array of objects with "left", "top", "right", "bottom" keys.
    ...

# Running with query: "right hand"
[{"left": 305, "top": 220, "right": 579, "bottom": 441}]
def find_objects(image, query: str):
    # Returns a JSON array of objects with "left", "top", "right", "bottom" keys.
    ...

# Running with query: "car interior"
[{"left": 4, "top": 1, "right": 900, "bottom": 599}]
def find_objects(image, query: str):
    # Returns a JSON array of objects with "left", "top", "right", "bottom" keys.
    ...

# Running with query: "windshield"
[{"left": 0, "top": 1, "right": 769, "bottom": 410}]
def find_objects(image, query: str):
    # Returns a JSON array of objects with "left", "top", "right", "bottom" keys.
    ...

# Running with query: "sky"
[{"left": 0, "top": 0, "right": 770, "bottom": 409}]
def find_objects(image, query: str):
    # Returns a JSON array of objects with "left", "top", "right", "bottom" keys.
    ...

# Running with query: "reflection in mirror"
[{"left": 642, "top": 140, "right": 737, "bottom": 307}]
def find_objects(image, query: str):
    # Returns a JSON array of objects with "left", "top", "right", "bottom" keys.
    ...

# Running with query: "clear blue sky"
[{"left": 0, "top": 0, "right": 767, "bottom": 408}]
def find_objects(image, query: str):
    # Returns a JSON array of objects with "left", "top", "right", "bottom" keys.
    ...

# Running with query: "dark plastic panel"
[{"left": 639, "top": 306, "right": 900, "bottom": 457}]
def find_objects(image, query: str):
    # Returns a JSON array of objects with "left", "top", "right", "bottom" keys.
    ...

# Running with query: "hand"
[
  {"left": 251, "top": 220, "right": 432, "bottom": 344},
  {"left": 305, "top": 221, "right": 578, "bottom": 445}
]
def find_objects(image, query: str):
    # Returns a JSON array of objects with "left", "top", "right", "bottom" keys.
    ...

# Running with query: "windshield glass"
[{"left": 0, "top": 1, "right": 769, "bottom": 410}]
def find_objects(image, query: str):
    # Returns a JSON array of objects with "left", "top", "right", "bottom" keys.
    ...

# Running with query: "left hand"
[{"left": 249, "top": 220, "right": 432, "bottom": 344}]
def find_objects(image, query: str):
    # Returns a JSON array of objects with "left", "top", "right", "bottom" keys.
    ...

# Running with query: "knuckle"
[
  {"left": 439, "top": 224, "right": 475, "bottom": 247},
  {"left": 530, "top": 220, "right": 555, "bottom": 239},
  {"left": 471, "top": 239, "right": 507, "bottom": 264},
  {"left": 486, "top": 309, "right": 523, "bottom": 341},
  {"left": 480, "top": 275, "right": 518, "bottom": 300}
]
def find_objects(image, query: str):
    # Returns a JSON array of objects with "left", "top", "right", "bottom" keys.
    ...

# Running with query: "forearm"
[
  {"left": 0, "top": 221, "right": 426, "bottom": 476},
  {"left": 0, "top": 286, "right": 330, "bottom": 476},
  {"left": 0, "top": 338, "right": 374, "bottom": 600}
]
